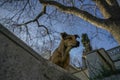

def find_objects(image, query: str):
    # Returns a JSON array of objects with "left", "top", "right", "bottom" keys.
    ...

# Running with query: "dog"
[{"left": 50, "top": 32, "right": 80, "bottom": 70}]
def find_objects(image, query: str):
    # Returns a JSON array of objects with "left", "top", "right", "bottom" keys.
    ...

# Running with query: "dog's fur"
[{"left": 50, "top": 32, "right": 79, "bottom": 69}]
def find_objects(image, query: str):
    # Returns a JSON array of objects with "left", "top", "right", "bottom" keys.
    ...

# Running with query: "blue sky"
[{"left": 0, "top": 0, "right": 119, "bottom": 67}]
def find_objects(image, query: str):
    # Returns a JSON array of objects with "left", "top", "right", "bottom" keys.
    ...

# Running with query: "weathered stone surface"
[
  {"left": 107, "top": 46, "right": 120, "bottom": 61},
  {"left": 86, "top": 49, "right": 115, "bottom": 79},
  {"left": 103, "top": 74, "right": 120, "bottom": 80},
  {"left": 0, "top": 24, "right": 80, "bottom": 80}
]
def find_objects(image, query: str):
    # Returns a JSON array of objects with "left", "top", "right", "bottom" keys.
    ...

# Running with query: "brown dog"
[{"left": 50, "top": 32, "right": 80, "bottom": 69}]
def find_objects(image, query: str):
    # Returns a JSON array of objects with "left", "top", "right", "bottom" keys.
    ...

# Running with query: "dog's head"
[{"left": 61, "top": 32, "right": 80, "bottom": 48}]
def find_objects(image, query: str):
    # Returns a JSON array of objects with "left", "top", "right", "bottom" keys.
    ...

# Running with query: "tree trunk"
[
  {"left": 39, "top": 0, "right": 120, "bottom": 43},
  {"left": 108, "top": 22, "right": 120, "bottom": 44}
]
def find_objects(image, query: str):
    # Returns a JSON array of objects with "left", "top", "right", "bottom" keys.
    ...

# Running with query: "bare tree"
[
  {"left": 38, "top": 0, "right": 120, "bottom": 44},
  {"left": 0, "top": 0, "right": 119, "bottom": 53},
  {"left": 0, "top": 0, "right": 61, "bottom": 56}
]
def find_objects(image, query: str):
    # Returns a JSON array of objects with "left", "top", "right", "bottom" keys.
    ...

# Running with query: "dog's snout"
[
  {"left": 77, "top": 41, "right": 80, "bottom": 47},
  {"left": 75, "top": 35, "right": 80, "bottom": 38}
]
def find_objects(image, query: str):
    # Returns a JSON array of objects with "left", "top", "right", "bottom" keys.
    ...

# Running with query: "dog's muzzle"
[
  {"left": 76, "top": 41, "right": 80, "bottom": 47},
  {"left": 73, "top": 41, "right": 80, "bottom": 47}
]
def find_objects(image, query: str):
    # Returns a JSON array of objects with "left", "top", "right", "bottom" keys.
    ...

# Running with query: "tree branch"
[
  {"left": 36, "top": 20, "right": 49, "bottom": 35},
  {"left": 93, "top": 0, "right": 112, "bottom": 18},
  {"left": 0, "top": 0, "right": 8, "bottom": 6},
  {"left": 106, "top": 0, "right": 119, "bottom": 7},
  {"left": 105, "top": 0, "right": 120, "bottom": 19},
  {"left": 15, "top": 5, "right": 46, "bottom": 26},
  {"left": 39, "top": 0, "right": 109, "bottom": 30}
]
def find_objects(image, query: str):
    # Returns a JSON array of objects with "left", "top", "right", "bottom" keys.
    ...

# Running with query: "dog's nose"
[
  {"left": 77, "top": 41, "right": 80, "bottom": 47},
  {"left": 75, "top": 35, "right": 80, "bottom": 38}
]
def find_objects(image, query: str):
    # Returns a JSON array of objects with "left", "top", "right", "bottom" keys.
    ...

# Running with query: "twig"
[{"left": 13, "top": 5, "right": 46, "bottom": 26}]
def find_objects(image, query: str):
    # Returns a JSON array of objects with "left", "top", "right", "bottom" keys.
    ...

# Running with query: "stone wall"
[
  {"left": 83, "top": 48, "right": 120, "bottom": 79},
  {"left": 0, "top": 24, "right": 80, "bottom": 80},
  {"left": 107, "top": 46, "right": 120, "bottom": 70}
]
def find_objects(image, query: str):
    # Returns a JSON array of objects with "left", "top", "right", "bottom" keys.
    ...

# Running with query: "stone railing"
[{"left": 107, "top": 46, "right": 120, "bottom": 62}]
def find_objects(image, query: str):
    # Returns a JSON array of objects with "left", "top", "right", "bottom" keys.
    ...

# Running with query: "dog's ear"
[
  {"left": 61, "top": 32, "right": 68, "bottom": 39},
  {"left": 75, "top": 34, "right": 80, "bottom": 38}
]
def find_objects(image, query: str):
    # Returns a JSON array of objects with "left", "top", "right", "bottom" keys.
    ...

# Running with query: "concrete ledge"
[
  {"left": 0, "top": 24, "right": 43, "bottom": 61},
  {"left": 0, "top": 24, "right": 80, "bottom": 80}
]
